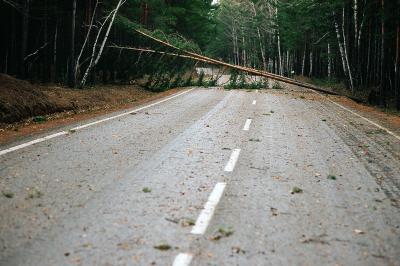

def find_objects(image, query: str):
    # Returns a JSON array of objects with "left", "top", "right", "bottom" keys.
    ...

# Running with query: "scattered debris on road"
[
  {"left": 291, "top": 186, "right": 303, "bottom": 194},
  {"left": 231, "top": 246, "right": 246, "bottom": 254},
  {"left": 327, "top": 174, "right": 337, "bottom": 180},
  {"left": 210, "top": 226, "right": 234, "bottom": 241},
  {"left": 142, "top": 187, "right": 152, "bottom": 193},
  {"left": 300, "top": 234, "right": 328, "bottom": 244},
  {"left": 26, "top": 188, "right": 43, "bottom": 199},
  {"left": 153, "top": 244, "right": 172, "bottom": 251},
  {"left": 180, "top": 218, "right": 195, "bottom": 227},
  {"left": 2, "top": 190, "right": 14, "bottom": 198},
  {"left": 354, "top": 229, "right": 365, "bottom": 235},
  {"left": 270, "top": 207, "right": 279, "bottom": 216}
]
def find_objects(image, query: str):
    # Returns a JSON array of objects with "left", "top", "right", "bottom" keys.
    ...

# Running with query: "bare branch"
[{"left": 24, "top": 42, "right": 48, "bottom": 61}]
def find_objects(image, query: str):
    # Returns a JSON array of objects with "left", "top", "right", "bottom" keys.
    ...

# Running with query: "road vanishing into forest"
[{"left": 0, "top": 85, "right": 400, "bottom": 266}]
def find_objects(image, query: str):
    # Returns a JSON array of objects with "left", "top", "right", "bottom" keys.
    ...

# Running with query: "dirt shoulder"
[
  {"left": 329, "top": 95, "right": 400, "bottom": 136},
  {"left": 0, "top": 74, "right": 182, "bottom": 144},
  {"left": 267, "top": 83, "right": 400, "bottom": 137}
]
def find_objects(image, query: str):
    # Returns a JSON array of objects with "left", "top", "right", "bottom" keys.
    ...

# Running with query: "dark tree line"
[
  {"left": 0, "top": 0, "right": 399, "bottom": 109},
  {"left": 0, "top": 0, "right": 214, "bottom": 88},
  {"left": 207, "top": 0, "right": 400, "bottom": 109}
]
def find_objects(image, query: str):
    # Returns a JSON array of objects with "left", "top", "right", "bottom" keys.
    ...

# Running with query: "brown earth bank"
[{"left": 0, "top": 74, "right": 181, "bottom": 144}]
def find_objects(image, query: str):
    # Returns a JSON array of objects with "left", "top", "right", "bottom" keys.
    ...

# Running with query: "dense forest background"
[{"left": 0, "top": 0, "right": 399, "bottom": 108}]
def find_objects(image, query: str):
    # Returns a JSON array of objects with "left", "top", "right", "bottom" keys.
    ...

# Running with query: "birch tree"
[{"left": 80, "top": 0, "right": 125, "bottom": 88}]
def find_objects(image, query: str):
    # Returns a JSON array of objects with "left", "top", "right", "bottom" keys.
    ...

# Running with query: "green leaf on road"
[
  {"left": 142, "top": 187, "right": 152, "bottom": 193},
  {"left": 210, "top": 226, "right": 234, "bottom": 241},
  {"left": 26, "top": 188, "right": 43, "bottom": 199},
  {"left": 2, "top": 190, "right": 14, "bottom": 198},
  {"left": 291, "top": 186, "right": 303, "bottom": 194},
  {"left": 327, "top": 174, "right": 337, "bottom": 180},
  {"left": 180, "top": 218, "right": 195, "bottom": 227},
  {"left": 154, "top": 244, "right": 171, "bottom": 250}
]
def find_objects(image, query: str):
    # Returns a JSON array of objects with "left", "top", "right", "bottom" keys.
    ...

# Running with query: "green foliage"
[
  {"left": 224, "top": 72, "right": 267, "bottom": 90},
  {"left": 204, "top": 79, "right": 218, "bottom": 87},
  {"left": 117, "top": 0, "right": 213, "bottom": 52},
  {"left": 142, "top": 187, "right": 152, "bottom": 193},
  {"left": 33, "top": 116, "right": 47, "bottom": 123},
  {"left": 291, "top": 186, "right": 303, "bottom": 194},
  {"left": 197, "top": 71, "right": 205, "bottom": 86},
  {"left": 327, "top": 174, "right": 337, "bottom": 180},
  {"left": 112, "top": 14, "right": 207, "bottom": 92},
  {"left": 272, "top": 82, "right": 285, "bottom": 90},
  {"left": 184, "top": 75, "right": 194, "bottom": 87},
  {"left": 276, "top": 0, "right": 338, "bottom": 51},
  {"left": 2, "top": 190, "right": 14, "bottom": 199}
]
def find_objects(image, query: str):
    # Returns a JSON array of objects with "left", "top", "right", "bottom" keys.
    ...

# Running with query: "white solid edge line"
[
  {"left": 252, "top": 100, "right": 256, "bottom": 105},
  {"left": 71, "top": 88, "right": 194, "bottom": 130},
  {"left": 224, "top": 149, "right": 241, "bottom": 172},
  {"left": 0, "top": 89, "right": 194, "bottom": 156},
  {"left": 327, "top": 98, "right": 400, "bottom": 141},
  {"left": 0, "top": 131, "right": 68, "bottom": 156},
  {"left": 243, "top": 119, "right": 252, "bottom": 131},
  {"left": 312, "top": 89, "right": 400, "bottom": 141},
  {"left": 173, "top": 253, "right": 193, "bottom": 266},
  {"left": 191, "top": 182, "right": 227, "bottom": 235}
]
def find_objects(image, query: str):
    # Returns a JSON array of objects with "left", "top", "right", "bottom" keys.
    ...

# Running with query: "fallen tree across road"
[{"left": 111, "top": 29, "right": 339, "bottom": 95}]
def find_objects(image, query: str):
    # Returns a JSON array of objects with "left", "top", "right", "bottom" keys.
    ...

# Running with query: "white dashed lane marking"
[
  {"left": 243, "top": 119, "right": 252, "bottom": 131},
  {"left": 173, "top": 253, "right": 193, "bottom": 266},
  {"left": 224, "top": 149, "right": 241, "bottom": 172},
  {"left": 191, "top": 182, "right": 227, "bottom": 235}
]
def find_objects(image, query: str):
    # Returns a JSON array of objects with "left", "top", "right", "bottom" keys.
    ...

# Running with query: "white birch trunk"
[
  {"left": 242, "top": 33, "right": 246, "bottom": 67},
  {"left": 231, "top": 25, "right": 237, "bottom": 65},
  {"left": 80, "top": 0, "right": 125, "bottom": 88},
  {"left": 251, "top": 2, "right": 266, "bottom": 71},
  {"left": 275, "top": 4, "right": 282, "bottom": 75},
  {"left": 75, "top": 0, "right": 98, "bottom": 83},
  {"left": 342, "top": 8, "right": 354, "bottom": 92},
  {"left": 286, "top": 50, "right": 289, "bottom": 76},
  {"left": 277, "top": 31, "right": 282, "bottom": 75},
  {"left": 235, "top": 33, "right": 240, "bottom": 65},
  {"left": 357, "top": 4, "right": 365, "bottom": 50},
  {"left": 334, "top": 18, "right": 348, "bottom": 77},
  {"left": 301, "top": 46, "right": 306, "bottom": 76}
]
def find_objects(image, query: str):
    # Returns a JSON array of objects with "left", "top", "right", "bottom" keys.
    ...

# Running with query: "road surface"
[{"left": 0, "top": 86, "right": 399, "bottom": 266}]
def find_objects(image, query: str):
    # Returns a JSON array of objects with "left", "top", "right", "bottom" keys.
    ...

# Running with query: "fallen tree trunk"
[
  {"left": 108, "top": 45, "right": 211, "bottom": 63},
  {"left": 117, "top": 29, "right": 339, "bottom": 95}
]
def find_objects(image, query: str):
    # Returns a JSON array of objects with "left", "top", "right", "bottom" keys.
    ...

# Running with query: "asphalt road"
[{"left": 0, "top": 86, "right": 399, "bottom": 266}]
